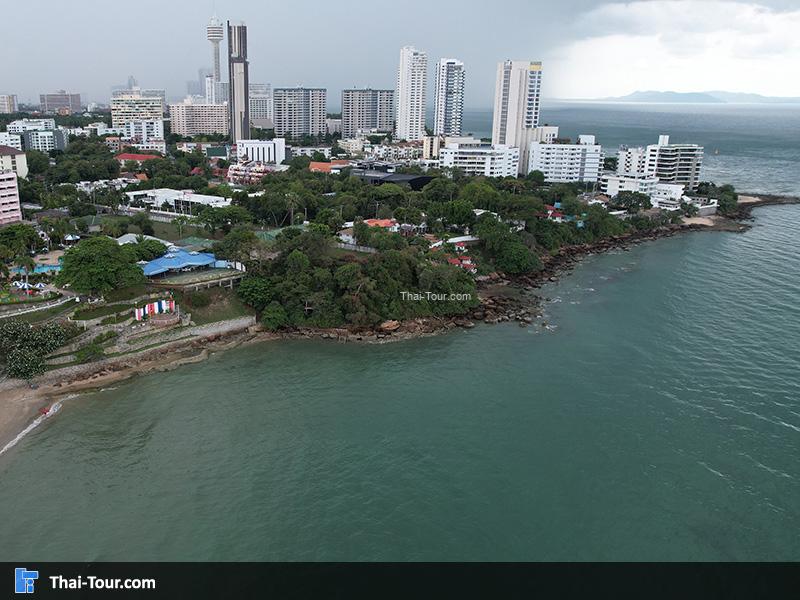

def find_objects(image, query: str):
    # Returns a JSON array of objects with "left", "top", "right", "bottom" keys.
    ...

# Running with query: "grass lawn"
[
  {"left": 73, "top": 302, "right": 135, "bottom": 321},
  {"left": 150, "top": 221, "right": 217, "bottom": 243},
  {"left": 174, "top": 287, "right": 254, "bottom": 325},
  {"left": 105, "top": 284, "right": 156, "bottom": 302},
  {"left": 326, "top": 246, "right": 373, "bottom": 262},
  {"left": 10, "top": 301, "right": 77, "bottom": 324},
  {"left": 100, "top": 215, "right": 219, "bottom": 243}
]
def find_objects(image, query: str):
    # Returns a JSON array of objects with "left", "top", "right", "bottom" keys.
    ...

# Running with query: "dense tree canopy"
[{"left": 57, "top": 236, "right": 145, "bottom": 296}]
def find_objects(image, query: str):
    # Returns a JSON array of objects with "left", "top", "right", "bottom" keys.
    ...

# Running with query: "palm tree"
[
  {"left": 172, "top": 215, "right": 190, "bottom": 238},
  {"left": 15, "top": 255, "right": 35, "bottom": 288}
]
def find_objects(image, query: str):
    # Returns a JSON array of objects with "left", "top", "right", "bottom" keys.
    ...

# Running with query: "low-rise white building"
[
  {"left": 7, "top": 118, "right": 56, "bottom": 134},
  {"left": 439, "top": 138, "right": 519, "bottom": 177},
  {"left": 527, "top": 135, "right": 603, "bottom": 183},
  {"left": 338, "top": 138, "right": 365, "bottom": 155},
  {"left": 124, "top": 188, "right": 231, "bottom": 215},
  {"left": 288, "top": 146, "right": 332, "bottom": 159},
  {"left": 601, "top": 174, "right": 659, "bottom": 197},
  {"left": 236, "top": 139, "right": 286, "bottom": 164}
]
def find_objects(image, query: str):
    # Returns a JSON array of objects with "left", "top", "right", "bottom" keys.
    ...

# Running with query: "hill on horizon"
[{"left": 597, "top": 90, "right": 800, "bottom": 104}]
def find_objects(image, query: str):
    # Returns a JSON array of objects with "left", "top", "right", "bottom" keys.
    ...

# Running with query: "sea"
[
  {"left": 0, "top": 103, "right": 799, "bottom": 561},
  {"left": 463, "top": 102, "right": 800, "bottom": 197}
]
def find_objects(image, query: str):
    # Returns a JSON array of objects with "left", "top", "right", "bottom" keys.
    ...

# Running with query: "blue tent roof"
[{"left": 142, "top": 249, "right": 217, "bottom": 277}]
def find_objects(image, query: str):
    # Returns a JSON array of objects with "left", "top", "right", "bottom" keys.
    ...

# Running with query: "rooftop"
[
  {"left": 142, "top": 249, "right": 217, "bottom": 277},
  {"left": 0, "top": 145, "right": 24, "bottom": 156},
  {"left": 116, "top": 153, "right": 161, "bottom": 162}
]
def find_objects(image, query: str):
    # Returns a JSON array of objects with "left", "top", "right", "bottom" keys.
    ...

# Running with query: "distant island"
[{"left": 595, "top": 90, "right": 800, "bottom": 104}]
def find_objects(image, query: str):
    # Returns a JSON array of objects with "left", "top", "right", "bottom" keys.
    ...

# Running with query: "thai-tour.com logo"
[
  {"left": 15, "top": 568, "right": 38, "bottom": 594},
  {"left": 14, "top": 567, "right": 156, "bottom": 594}
]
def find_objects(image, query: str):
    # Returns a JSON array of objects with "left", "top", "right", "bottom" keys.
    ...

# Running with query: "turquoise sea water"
[
  {"left": 1, "top": 205, "right": 798, "bottom": 561},
  {"left": 463, "top": 102, "right": 800, "bottom": 197}
]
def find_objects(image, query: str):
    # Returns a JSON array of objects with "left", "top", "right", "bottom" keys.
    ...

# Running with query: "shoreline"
[{"left": 1, "top": 194, "right": 799, "bottom": 454}]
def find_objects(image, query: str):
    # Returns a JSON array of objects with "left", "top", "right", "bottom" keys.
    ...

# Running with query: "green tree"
[
  {"left": 237, "top": 277, "right": 272, "bottom": 312},
  {"left": 261, "top": 301, "right": 289, "bottom": 331},
  {"left": 25, "top": 150, "right": 50, "bottom": 175},
  {"left": 14, "top": 255, "right": 35, "bottom": 287},
  {"left": 57, "top": 236, "right": 145, "bottom": 296},
  {"left": 171, "top": 215, "right": 191, "bottom": 238}
]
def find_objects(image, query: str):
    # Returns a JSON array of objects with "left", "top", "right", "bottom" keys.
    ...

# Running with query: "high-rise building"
[
  {"left": 616, "top": 145, "right": 649, "bottom": 177},
  {"left": 21, "top": 129, "right": 69, "bottom": 153},
  {"left": 111, "top": 90, "right": 164, "bottom": 127},
  {"left": 644, "top": 135, "right": 704, "bottom": 190},
  {"left": 0, "top": 133, "right": 22, "bottom": 151},
  {"left": 341, "top": 88, "right": 394, "bottom": 139},
  {"left": 614, "top": 136, "right": 703, "bottom": 190},
  {"left": 272, "top": 88, "right": 327, "bottom": 137},
  {"left": 527, "top": 135, "right": 603, "bottom": 183},
  {"left": 491, "top": 60, "right": 543, "bottom": 148},
  {"left": 0, "top": 95, "right": 18, "bottom": 114},
  {"left": 227, "top": 21, "right": 250, "bottom": 142},
  {"left": 249, "top": 83, "right": 273, "bottom": 126},
  {"left": 433, "top": 58, "right": 465, "bottom": 137},
  {"left": 0, "top": 170, "right": 23, "bottom": 226},
  {"left": 0, "top": 145, "right": 28, "bottom": 179},
  {"left": 395, "top": 46, "right": 427, "bottom": 141},
  {"left": 39, "top": 91, "right": 82, "bottom": 114},
  {"left": 169, "top": 99, "right": 229, "bottom": 136},
  {"left": 207, "top": 15, "right": 224, "bottom": 84}
]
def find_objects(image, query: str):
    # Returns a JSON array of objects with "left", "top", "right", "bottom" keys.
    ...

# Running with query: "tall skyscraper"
[
  {"left": 207, "top": 15, "right": 224, "bottom": 84},
  {"left": 341, "top": 88, "right": 394, "bottom": 138},
  {"left": 491, "top": 60, "right": 543, "bottom": 147},
  {"left": 227, "top": 21, "right": 250, "bottom": 142},
  {"left": 433, "top": 58, "right": 465, "bottom": 136},
  {"left": 394, "top": 46, "right": 427, "bottom": 141}
]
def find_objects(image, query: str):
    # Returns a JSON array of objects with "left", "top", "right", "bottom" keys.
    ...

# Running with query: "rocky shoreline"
[{"left": 2, "top": 197, "right": 798, "bottom": 452}]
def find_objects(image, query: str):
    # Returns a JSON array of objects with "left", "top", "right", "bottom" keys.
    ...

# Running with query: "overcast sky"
[{"left": 4, "top": 0, "right": 800, "bottom": 107}]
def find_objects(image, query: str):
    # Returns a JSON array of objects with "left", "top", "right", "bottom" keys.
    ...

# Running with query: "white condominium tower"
[
  {"left": 227, "top": 21, "right": 250, "bottom": 142},
  {"left": 341, "top": 88, "right": 394, "bottom": 138},
  {"left": 433, "top": 58, "right": 465, "bottom": 136},
  {"left": 395, "top": 46, "right": 427, "bottom": 141},
  {"left": 111, "top": 90, "right": 164, "bottom": 127},
  {"left": 644, "top": 135, "right": 704, "bottom": 190},
  {"left": 272, "top": 88, "right": 327, "bottom": 137},
  {"left": 207, "top": 15, "right": 224, "bottom": 84},
  {"left": 491, "top": 60, "right": 543, "bottom": 148}
]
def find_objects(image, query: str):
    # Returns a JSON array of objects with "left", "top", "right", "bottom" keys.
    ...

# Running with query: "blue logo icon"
[{"left": 15, "top": 568, "right": 38, "bottom": 594}]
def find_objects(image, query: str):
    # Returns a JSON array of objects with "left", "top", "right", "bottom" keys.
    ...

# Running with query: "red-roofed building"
[
  {"left": 364, "top": 218, "right": 399, "bottom": 232},
  {"left": 445, "top": 254, "right": 478, "bottom": 274},
  {"left": 115, "top": 153, "right": 160, "bottom": 165},
  {"left": 309, "top": 160, "right": 350, "bottom": 174}
]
